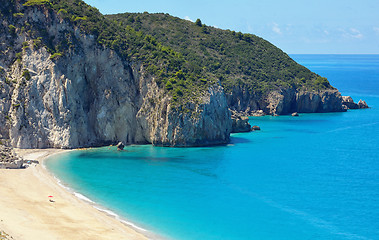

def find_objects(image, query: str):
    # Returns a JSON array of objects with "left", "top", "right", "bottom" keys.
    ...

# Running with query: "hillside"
[
  {"left": 0, "top": 0, "right": 232, "bottom": 148},
  {"left": 107, "top": 12, "right": 340, "bottom": 114},
  {"left": 0, "top": 0, "right": 345, "bottom": 148}
]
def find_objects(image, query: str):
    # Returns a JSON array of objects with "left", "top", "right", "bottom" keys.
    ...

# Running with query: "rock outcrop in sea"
[
  {"left": 342, "top": 96, "right": 369, "bottom": 109},
  {"left": 231, "top": 113, "right": 252, "bottom": 133}
]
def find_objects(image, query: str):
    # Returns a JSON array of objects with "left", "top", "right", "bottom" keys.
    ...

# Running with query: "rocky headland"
[{"left": 0, "top": 0, "right": 368, "bottom": 149}]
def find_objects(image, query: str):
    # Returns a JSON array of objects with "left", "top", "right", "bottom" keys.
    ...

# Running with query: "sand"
[{"left": 0, "top": 149, "right": 149, "bottom": 240}]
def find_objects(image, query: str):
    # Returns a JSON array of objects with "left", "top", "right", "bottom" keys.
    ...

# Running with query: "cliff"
[
  {"left": 0, "top": 0, "right": 350, "bottom": 149},
  {"left": 0, "top": 1, "right": 231, "bottom": 148}
]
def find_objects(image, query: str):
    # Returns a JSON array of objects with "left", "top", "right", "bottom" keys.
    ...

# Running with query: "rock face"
[
  {"left": 0, "top": 145, "right": 23, "bottom": 169},
  {"left": 227, "top": 87, "right": 346, "bottom": 116},
  {"left": 342, "top": 96, "right": 369, "bottom": 109},
  {"left": 0, "top": 7, "right": 231, "bottom": 148},
  {"left": 137, "top": 85, "right": 232, "bottom": 146}
]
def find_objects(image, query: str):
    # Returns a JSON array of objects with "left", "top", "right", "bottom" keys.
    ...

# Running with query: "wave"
[
  {"left": 325, "top": 122, "right": 379, "bottom": 133},
  {"left": 45, "top": 164, "right": 155, "bottom": 237}
]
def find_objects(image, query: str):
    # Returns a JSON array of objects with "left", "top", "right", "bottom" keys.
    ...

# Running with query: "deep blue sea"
[{"left": 46, "top": 55, "right": 379, "bottom": 240}]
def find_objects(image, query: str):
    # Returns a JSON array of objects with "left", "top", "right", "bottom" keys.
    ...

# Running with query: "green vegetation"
[
  {"left": 13, "top": 12, "right": 24, "bottom": 17},
  {"left": 12, "top": 103, "right": 20, "bottom": 109},
  {"left": 5, "top": 115, "right": 11, "bottom": 122},
  {"left": 23, "top": 0, "right": 50, "bottom": 7},
  {"left": 108, "top": 13, "right": 334, "bottom": 95},
  {"left": 40, "top": 0, "right": 216, "bottom": 106},
  {"left": 314, "top": 77, "right": 331, "bottom": 89},
  {"left": 15, "top": 52, "right": 22, "bottom": 63},
  {"left": 32, "top": 37, "right": 43, "bottom": 49},
  {"left": 22, "top": 41, "right": 29, "bottom": 49},
  {"left": 49, "top": 52, "right": 62, "bottom": 60},
  {"left": 8, "top": 25, "right": 16, "bottom": 36},
  {"left": 22, "top": 69, "right": 31, "bottom": 80}
]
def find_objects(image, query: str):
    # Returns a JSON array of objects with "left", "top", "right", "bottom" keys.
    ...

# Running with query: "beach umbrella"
[{"left": 48, "top": 195, "right": 53, "bottom": 198}]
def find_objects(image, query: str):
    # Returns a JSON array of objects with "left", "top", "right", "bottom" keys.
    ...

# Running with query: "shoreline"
[{"left": 0, "top": 148, "right": 150, "bottom": 240}]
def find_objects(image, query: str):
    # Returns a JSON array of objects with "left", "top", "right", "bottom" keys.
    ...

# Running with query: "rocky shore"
[
  {"left": 0, "top": 145, "right": 23, "bottom": 169},
  {"left": 0, "top": 1, "right": 369, "bottom": 149}
]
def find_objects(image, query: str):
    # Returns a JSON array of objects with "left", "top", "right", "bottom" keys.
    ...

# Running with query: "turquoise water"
[{"left": 46, "top": 55, "right": 379, "bottom": 240}]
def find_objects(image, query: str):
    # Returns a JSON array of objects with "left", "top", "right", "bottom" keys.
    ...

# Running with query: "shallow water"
[{"left": 47, "top": 55, "right": 379, "bottom": 240}]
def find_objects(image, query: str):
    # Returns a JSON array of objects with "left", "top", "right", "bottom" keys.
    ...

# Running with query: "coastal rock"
[
  {"left": 251, "top": 125, "right": 261, "bottom": 131},
  {"left": 0, "top": 145, "right": 23, "bottom": 169},
  {"left": 231, "top": 115, "right": 252, "bottom": 133},
  {"left": 342, "top": 96, "right": 369, "bottom": 109},
  {"left": 116, "top": 142, "right": 125, "bottom": 150},
  {"left": 292, "top": 112, "right": 299, "bottom": 117},
  {"left": 251, "top": 110, "right": 265, "bottom": 116},
  {"left": 358, "top": 100, "right": 369, "bottom": 109},
  {"left": 342, "top": 96, "right": 359, "bottom": 109},
  {"left": 228, "top": 87, "right": 346, "bottom": 116}
]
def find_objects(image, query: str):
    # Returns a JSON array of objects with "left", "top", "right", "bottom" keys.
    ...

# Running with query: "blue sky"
[{"left": 86, "top": 0, "right": 379, "bottom": 54}]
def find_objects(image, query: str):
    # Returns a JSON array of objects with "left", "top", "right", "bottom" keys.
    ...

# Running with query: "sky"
[{"left": 85, "top": 0, "right": 379, "bottom": 54}]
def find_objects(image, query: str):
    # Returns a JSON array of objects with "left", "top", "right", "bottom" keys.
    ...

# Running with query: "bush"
[
  {"left": 50, "top": 52, "right": 63, "bottom": 60},
  {"left": 8, "top": 25, "right": 16, "bottom": 35},
  {"left": 22, "top": 70, "right": 31, "bottom": 81},
  {"left": 195, "top": 19, "right": 202, "bottom": 27},
  {"left": 33, "top": 37, "right": 43, "bottom": 49},
  {"left": 23, "top": 0, "right": 50, "bottom": 7},
  {"left": 15, "top": 52, "right": 22, "bottom": 62},
  {"left": 165, "top": 81, "right": 173, "bottom": 90},
  {"left": 13, "top": 13, "right": 24, "bottom": 17}
]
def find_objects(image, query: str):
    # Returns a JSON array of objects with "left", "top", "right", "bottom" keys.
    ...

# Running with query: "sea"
[{"left": 46, "top": 54, "right": 379, "bottom": 240}]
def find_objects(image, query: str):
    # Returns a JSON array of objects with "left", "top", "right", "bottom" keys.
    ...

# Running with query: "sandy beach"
[{"left": 0, "top": 149, "right": 148, "bottom": 240}]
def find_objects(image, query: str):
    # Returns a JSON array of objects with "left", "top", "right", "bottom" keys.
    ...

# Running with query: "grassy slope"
[{"left": 107, "top": 13, "right": 334, "bottom": 96}]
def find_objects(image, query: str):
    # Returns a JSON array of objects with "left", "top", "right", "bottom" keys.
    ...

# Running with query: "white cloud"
[
  {"left": 374, "top": 27, "right": 379, "bottom": 35},
  {"left": 272, "top": 22, "right": 282, "bottom": 35},
  {"left": 350, "top": 28, "right": 363, "bottom": 39},
  {"left": 339, "top": 28, "right": 363, "bottom": 39},
  {"left": 184, "top": 16, "right": 193, "bottom": 22}
]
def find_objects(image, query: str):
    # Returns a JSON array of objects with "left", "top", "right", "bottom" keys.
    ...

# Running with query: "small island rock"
[
  {"left": 231, "top": 115, "right": 252, "bottom": 133},
  {"left": 358, "top": 100, "right": 369, "bottom": 109},
  {"left": 116, "top": 142, "right": 125, "bottom": 150},
  {"left": 342, "top": 96, "right": 369, "bottom": 109},
  {"left": 291, "top": 112, "right": 299, "bottom": 117},
  {"left": 251, "top": 125, "right": 261, "bottom": 131}
]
